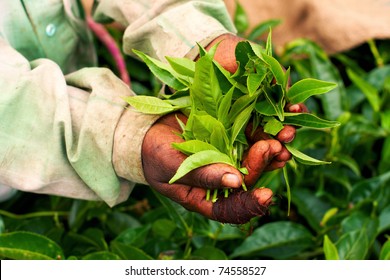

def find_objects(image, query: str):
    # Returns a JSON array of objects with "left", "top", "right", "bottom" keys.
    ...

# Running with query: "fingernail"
[
  {"left": 288, "top": 104, "right": 301, "bottom": 113},
  {"left": 254, "top": 188, "right": 273, "bottom": 206},
  {"left": 221, "top": 173, "right": 241, "bottom": 188},
  {"left": 284, "top": 134, "right": 295, "bottom": 143}
]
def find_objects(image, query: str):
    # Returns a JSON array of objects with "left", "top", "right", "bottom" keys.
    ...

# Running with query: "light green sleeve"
[
  {"left": 0, "top": 39, "right": 158, "bottom": 206},
  {"left": 93, "top": 0, "right": 237, "bottom": 61},
  {"left": 0, "top": 0, "right": 236, "bottom": 206}
]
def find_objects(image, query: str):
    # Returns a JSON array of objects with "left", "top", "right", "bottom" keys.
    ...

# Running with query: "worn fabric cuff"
[{"left": 113, "top": 107, "right": 160, "bottom": 185}]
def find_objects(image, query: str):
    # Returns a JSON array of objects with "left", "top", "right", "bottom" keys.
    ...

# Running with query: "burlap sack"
[{"left": 225, "top": 0, "right": 390, "bottom": 54}]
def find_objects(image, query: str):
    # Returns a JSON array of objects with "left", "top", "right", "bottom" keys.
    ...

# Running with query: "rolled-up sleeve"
[
  {"left": 93, "top": 0, "right": 237, "bottom": 61},
  {"left": 0, "top": 39, "right": 158, "bottom": 206},
  {"left": 0, "top": 0, "right": 236, "bottom": 206}
]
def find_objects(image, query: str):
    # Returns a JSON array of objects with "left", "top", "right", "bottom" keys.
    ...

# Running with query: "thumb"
[{"left": 177, "top": 163, "right": 243, "bottom": 190}]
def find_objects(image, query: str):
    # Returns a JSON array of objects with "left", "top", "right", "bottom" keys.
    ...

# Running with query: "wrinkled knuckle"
[
  {"left": 268, "top": 139, "right": 283, "bottom": 153},
  {"left": 194, "top": 167, "right": 219, "bottom": 189}
]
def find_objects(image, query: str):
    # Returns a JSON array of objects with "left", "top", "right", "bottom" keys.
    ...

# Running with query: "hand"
[
  {"left": 141, "top": 34, "right": 305, "bottom": 224},
  {"left": 142, "top": 113, "right": 295, "bottom": 224},
  {"left": 205, "top": 33, "right": 243, "bottom": 73}
]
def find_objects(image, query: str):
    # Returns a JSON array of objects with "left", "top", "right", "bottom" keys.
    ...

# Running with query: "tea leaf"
[
  {"left": 151, "top": 190, "right": 190, "bottom": 232},
  {"left": 192, "top": 246, "right": 228, "bottom": 260},
  {"left": 247, "top": 72, "right": 266, "bottom": 96},
  {"left": 172, "top": 140, "right": 219, "bottom": 155},
  {"left": 151, "top": 219, "right": 176, "bottom": 239},
  {"left": 379, "top": 205, "right": 390, "bottom": 234},
  {"left": 264, "top": 84, "right": 285, "bottom": 121},
  {"left": 196, "top": 42, "right": 207, "bottom": 57},
  {"left": 379, "top": 240, "right": 390, "bottom": 260},
  {"left": 323, "top": 235, "right": 339, "bottom": 260},
  {"left": 217, "top": 86, "right": 234, "bottom": 127},
  {"left": 133, "top": 49, "right": 187, "bottom": 90},
  {"left": 214, "top": 62, "right": 248, "bottom": 94},
  {"left": 263, "top": 117, "right": 284, "bottom": 136},
  {"left": 287, "top": 78, "right": 337, "bottom": 104},
  {"left": 0, "top": 231, "right": 64, "bottom": 260},
  {"left": 228, "top": 94, "right": 258, "bottom": 124},
  {"left": 249, "top": 41, "right": 265, "bottom": 58},
  {"left": 235, "top": 41, "right": 255, "bottom": 77},
  {"left": 123, "top": 96, "right": 175, "bottom": 114},
  {"left": 320, "top": 207, "right": 339, "bottom": 227},
  {"left": 110, "top": 241, "right": 153, "bottom": 260},
  {"left": 336, "top": 154, "right": 361, "bottom": 176},
  {"left": 82, "top": 251, "right": 122, "bottom": 260},
  {"left": 192, "top": 114, "right": 226, "bottom": 142},
  {"left": 231, "top": 102, "right": 255, "bottom": 144},
  {"left": 283, "top": 113, "right": 340, "bottom": 129},
  {"left": 248, "top": 19, "right": 281, "bottom": 41},
  {"left": 336, "top": 230, "right": 370, "bottom": 260},
  {"left": 114, "top": 225, "right": 150, "bottom": 246},
  {"left": 169, "top": 150, "right": 234, "bottom": 183},
  {"left": 191, "top": 55, "right": 221, "bottom": 117},
  {"left": 210, "top": 125, "right": 230, "bottom": 155},
  {"left": 283, "top": 39, "right": 345, "bottom": 119},
  {"left": 231, "top": 221, "right": 315, "bottom": 259},
  {"left": 255, "top": 99, "right": 277, "bottom": 116},
  {"left": 261, "top": 52, "right": 286, "bottom": 87},
  {"left": 285, "top": 144, "right": 331, "bottom": 165},
  {"left": 292, "top": 189, "right": 333, "bottom": 233},
  {"left": 166, "top": 56, "right": 195, "bottom": 77},
  {"left": 265, "top": 29, "right": 273, "bottom": 56},
  {"left": 348, "top": 170, "right": 390, "bottom": 204},
  {"left": 234, "top": 1, "right": 249, "bottom": 34},
  {"left": 165, "top": 96, "right": 191, "bottom": 108},
  {"left": 346, "top": 68, "right": 380, "bottom": 112}
]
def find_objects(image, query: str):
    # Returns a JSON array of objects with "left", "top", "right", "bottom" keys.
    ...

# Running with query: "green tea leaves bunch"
[{"left": 124, "top": 34, "right": 339, "bottom": 202}]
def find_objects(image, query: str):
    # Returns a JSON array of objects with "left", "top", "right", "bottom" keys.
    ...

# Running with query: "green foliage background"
[{"left": 0, "top": 7, "right": 390, "bottom": 260}]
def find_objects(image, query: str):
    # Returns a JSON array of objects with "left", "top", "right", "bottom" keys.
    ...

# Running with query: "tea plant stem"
[
  {"left": 241, "top": 181, "right": 247, "bottom": 192},
  {"left": 367, "top": 40, "right": 384, "bottom": 68},
  {"left": 0, "top": 209, "right": 68, "bottom": 220},
  {"left": 212, "top": 189, "right": 218, "bottom": 202},
  {"left": 283, "top": 166, "right": 291, "bottom": 216},
  {"left": 206, "top": 189, "right": 211, "bottom": 201},
  {"left": 86, "top": 16, "right": 131, "bottom": 85},
  {"left": 183, "top": 228, "right": 193, "bottom": 259},
  {"left": 211, "top": 224, "right": 224, "bottom": 247}
]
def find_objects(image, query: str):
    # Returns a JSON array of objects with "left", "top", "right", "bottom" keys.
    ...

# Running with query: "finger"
[
  {"left": 143, "top": 119, "right": 243, "bottom": 190},
  {"left": 242, "top": 141, "right": 271, "bottom": 186},
  {"left": 212, "top": 188, "right": 273, "bottom": 224},
  {"left": 275, "top": 146, "right": 292, "bottom": 162},
  {"left": 276, "top": 125, "right": 296, "bottom": 143},
  {"left": 152, "top": 182, "right": 273, "bottom": 224},
  {"left": 245, "top": 123, "right": 271, "bottom": 143},
  {"left": 286, "top": 103, "right": 309, "bottom": 113},
  {"left": 265, "top": 160, "right": 287, "bottom": 171},
  {"left": 178, "top": 163, "right": 243, "bottom": 190},
  {"left": 241, "top": 139, "right": 282, "bottom": 186}
]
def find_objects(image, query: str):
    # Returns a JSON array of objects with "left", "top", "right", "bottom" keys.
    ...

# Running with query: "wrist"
[{"left": 113, "top": 108, "right": 160, "bottom": 184}]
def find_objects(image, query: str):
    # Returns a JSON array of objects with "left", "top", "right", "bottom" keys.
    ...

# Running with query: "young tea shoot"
[{"left": 124, "top": 33, "right": 339, "bottom": 206}]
